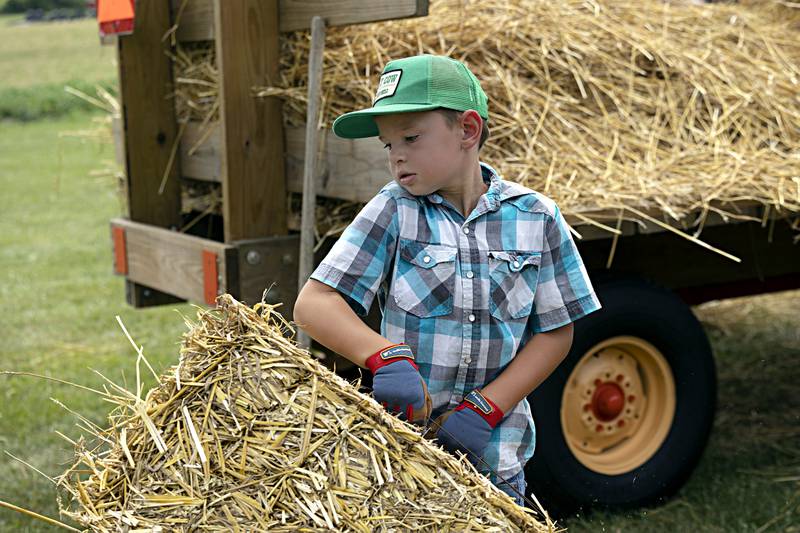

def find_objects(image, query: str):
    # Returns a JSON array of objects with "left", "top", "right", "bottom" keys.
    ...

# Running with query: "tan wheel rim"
[{"left": 560, "top": 336, "right": 676, "bottom": 475}]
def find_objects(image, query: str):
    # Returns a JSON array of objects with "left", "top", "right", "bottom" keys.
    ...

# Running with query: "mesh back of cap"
[{"left": 430, "top": 58, "right": 475, "bottom": 110}]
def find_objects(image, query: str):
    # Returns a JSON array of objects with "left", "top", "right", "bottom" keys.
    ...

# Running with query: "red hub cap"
[{"left": 591, "top": 382, "right": 625, "bottom": 421}]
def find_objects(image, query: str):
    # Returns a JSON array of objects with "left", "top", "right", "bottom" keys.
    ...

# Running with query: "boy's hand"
[
  {"left": 366, "top": 344, "right": 432, "bottom": 424},
  {"left": 431, "top": 389, "right": 504, "bottom": 464}
]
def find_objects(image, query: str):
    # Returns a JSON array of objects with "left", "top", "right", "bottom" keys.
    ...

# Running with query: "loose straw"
[
  {"left": 0, "top": 500, "right": 80, "bottom": 532},
  {"left": 55, "top": 295, "right": 552, "bottom": 531}
]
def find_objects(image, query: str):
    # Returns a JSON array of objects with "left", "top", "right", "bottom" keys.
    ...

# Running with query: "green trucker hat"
[{"left": 332, "top": 54, "right": 489, "bottom": 139}]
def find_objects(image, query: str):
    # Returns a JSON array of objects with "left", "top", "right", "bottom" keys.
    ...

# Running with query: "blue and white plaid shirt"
[{"left": 311, "top": 162, "right": 601, "bottom": 480}]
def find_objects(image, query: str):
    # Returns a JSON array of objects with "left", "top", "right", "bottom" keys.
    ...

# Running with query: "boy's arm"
[
  {"left": 482, "top": 322, "right": 574, "bottom": 413},
  {"left": 295, "top": 279, "right": 433, "bottom": 423},
  {"left": 294, "top": 279, "right": 392, "bottom": 368}
]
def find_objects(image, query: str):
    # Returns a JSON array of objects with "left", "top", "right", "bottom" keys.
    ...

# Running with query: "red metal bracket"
[
  {"left": 97, "top": 0, "right": 135, "bottom": 37},
  {"left": 202, "top": 250, "right": 219, "bottom": 306},
  {"left": 112, "top": 226, "right": 128, "bottom": 275}
]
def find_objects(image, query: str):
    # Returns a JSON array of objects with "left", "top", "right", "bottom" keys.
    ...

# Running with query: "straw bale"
[
  {"left": 257, "top": 0, "right": 800, "bottom": 238},
  {"left": 57, "top": 295, "right": 550, "bottom": 531},
  {"left": 168, "top": 0, "right": 800, "bottom": 248}
]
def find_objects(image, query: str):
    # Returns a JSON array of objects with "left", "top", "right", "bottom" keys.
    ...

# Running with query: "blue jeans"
[{"left": 494, "top": 469, "right": 527, "bottom": 507}]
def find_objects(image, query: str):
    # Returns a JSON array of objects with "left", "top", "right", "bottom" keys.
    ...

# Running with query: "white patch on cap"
[{"left": 374, "top": 69, "right": 402, "bottom": 103}]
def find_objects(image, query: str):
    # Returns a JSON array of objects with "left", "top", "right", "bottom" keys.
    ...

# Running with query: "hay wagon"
[{"left": 105, "top": 0, "right": 800, "bottom": 514}]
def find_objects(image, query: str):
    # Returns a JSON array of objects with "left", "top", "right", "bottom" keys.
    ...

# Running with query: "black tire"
[{"left": 525, "top": 277, "right": 716, "bottom": 515}]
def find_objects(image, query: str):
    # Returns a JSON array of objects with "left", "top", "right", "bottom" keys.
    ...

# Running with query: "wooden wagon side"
[{"left": 108, "top": 0, "right": 427, "bottom": 316}]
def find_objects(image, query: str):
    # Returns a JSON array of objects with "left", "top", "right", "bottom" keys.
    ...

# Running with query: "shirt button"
[
  {"left": 468, "top": 313, "right": 476, "bottom": 322},
  {"left": 466, "top": 271, "right": 474, "bottom": 279},
  {"left": 513, "top": 260, "right": 520, "bottom": 268},
  {"left": 423, "top": 255, "right": 431, "bottom": 264},
  {"left": 463, "top": 227, "right": 470, "bottom": 235},
  {"left": 463, "top": 356, "right": 472, "bottom": 364}
]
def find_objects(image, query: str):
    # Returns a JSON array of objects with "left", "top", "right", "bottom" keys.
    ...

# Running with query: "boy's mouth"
[{"left": 398, "top": 172, "right": 416, "bottom": 184}]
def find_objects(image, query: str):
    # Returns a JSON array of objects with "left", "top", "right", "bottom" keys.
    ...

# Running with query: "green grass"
[
  {"left": 0, "top": 112, "right": 195, "bottom": 531},
  {"left": 0, "top": 78, "right": 117, "bottom": 121},
  {"left": 0, "top": 15, "right": 117, "bottom": 120},
  {"left": 0, "top": 15, "right": 115, "bottom": 88}
]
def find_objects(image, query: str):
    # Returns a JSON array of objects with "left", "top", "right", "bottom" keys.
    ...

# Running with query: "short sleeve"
[
  {"left": 528, "top": 205, "right": 601, "bottom": 334},
  {"left": 309, "top": 191, "right": 399, "bottom": 316}
]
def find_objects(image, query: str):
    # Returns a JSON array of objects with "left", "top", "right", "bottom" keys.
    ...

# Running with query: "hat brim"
[{"left": 332, "top": 103, "right": 442, "bottom": 139}]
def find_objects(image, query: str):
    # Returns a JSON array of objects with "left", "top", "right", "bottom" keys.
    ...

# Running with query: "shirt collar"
[{"left": 424, "top": 162, "right": 530, "bottom": 214}]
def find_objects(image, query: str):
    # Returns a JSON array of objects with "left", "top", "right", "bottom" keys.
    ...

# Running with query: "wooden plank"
[
  {"left": 181, "top": 121, "right": 222, "bottom": 182},
  {"left": 172, "top": 0, "right": 215, "bottom": 42},
  {"left": 214, "top": 0, "right": 288, "bottom": 241},
  {"left": 172, "top": 120, "right": 769, "bottom": 242},
  {"left": 174, "top": 0, "right": 428, "bottom": 42},
  {"left": 118, "top": 2, "right": 181, "bottom": 227},
  {"left": 111, "top": 218, "right": 236, "bottom": 305},
  {"left": 117, "top": 1, "right": 183, "bottom": 306},
  {"left": 178, "top": 121, "right": 392, "bottom": 198},
  {"left": 279, "top": 0, "right": 428, "bottom": 32},
  {"left": 285, "top": 126, "right": 391, "bottom": 202}
]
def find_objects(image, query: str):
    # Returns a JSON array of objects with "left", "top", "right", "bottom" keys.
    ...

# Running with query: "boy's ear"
[{"left": 459, "top": 110, "right": 482, "bottom": 151}]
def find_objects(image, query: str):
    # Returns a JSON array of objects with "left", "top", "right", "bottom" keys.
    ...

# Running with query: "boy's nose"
[{"left": 389, "top": 147, "right": 407, "bottom": 165}]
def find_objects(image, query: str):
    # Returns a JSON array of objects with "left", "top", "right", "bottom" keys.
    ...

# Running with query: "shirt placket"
[{"left": 453, "top": 218, "right": 478, "bottom": 404}]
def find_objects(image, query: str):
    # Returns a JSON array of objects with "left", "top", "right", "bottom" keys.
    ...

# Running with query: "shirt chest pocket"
[
  {"left": 488, "top": 251, "right": 542, "bottom": 320},
  {"left": 393, "top": 240, "right": 457, "bottom": 318}
]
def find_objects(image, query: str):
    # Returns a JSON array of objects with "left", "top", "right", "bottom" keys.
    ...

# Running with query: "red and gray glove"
[
  {"left": 366, "top": 343, "right": 432, "bottom": 425},
  {"left": 432, "top": 389, "right": 504, "bottom": 464}
]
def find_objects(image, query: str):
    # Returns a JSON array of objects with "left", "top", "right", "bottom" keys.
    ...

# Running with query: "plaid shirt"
[{"left": 311, "top": 162, "right": 601, "bottom": 480}]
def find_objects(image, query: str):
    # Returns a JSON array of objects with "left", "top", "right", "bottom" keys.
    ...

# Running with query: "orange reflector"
[
  {"left": 112, "top": 226, "right": 127, "bottom": 275},
  {"left": 97, "top": 0, "right": 135, "bottom": 36},
  {"left": 202, "top": 250, "right": 219, "bottom": 306}
]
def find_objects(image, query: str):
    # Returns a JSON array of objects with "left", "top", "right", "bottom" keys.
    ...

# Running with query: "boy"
[{"left": 293, "top": 54, "right": 601, "bottom": 505}]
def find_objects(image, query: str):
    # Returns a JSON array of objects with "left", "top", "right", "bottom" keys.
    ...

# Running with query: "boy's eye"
[{"left": 405, "top": 135, "right": 419, "bottom": 143}]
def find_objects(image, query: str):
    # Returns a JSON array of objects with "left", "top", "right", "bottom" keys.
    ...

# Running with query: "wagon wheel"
[
  {"left": 525, "top": 278, "right": 716, "bottom": 514},
  {"left": 561, "top": 335, "right": 676, "bottom": 475}
]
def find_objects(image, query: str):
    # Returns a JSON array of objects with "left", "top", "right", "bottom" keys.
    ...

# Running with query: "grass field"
[
  {"left": 0, "top": 112, "right": 196, "bottom": 531},
  {"left": 0, "top": 13, "right": 798, "bottom": 533},
  {"left": 0, "top": 15, "right": 117, "bottom": 120},
  {"left": 0, "top": 15, "right": 115, "bottom": 88}
]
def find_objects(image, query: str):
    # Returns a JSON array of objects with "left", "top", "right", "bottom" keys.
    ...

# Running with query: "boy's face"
[{"left": 375, "top": 111, "right": 466, "bottom": 197}]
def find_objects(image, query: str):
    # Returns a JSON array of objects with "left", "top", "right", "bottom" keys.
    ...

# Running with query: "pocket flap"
[
  {"left": 488, "top": 251, "right": 541, "bottom": 272},
  {"left": 401, "top": 240, "right": 457, "bottom": 269}
]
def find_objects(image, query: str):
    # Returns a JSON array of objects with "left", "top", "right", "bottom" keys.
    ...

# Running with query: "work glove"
[
  {"left": 366, "top": 343, "right": 432, "bottom": 425},
  {"left": 432, "top": 389, "right": 504, "bottom": 464}
]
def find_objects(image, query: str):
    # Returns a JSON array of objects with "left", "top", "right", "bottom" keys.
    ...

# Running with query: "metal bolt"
[
  {"left": 282, "top": 253, "right": 294, "bottom": 265},
  {"left": 246, "top": 250, "right": 262, "bottom": 265}
]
